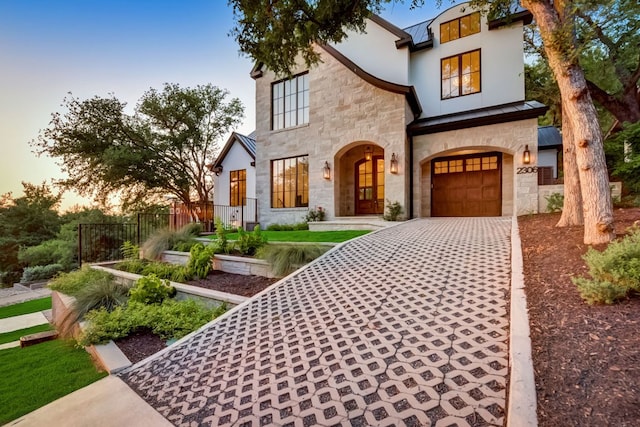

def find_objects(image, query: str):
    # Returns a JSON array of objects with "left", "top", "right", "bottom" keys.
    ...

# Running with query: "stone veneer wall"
[
  {"left": 413, "top": 118, "right": 539, "bottom": 217},
  {"left": 254, "top": 50, "right": 411, "bottom": 227}
]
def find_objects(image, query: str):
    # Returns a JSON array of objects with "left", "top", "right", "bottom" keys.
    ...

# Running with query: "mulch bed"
[
  {"left": 114, "top": 272, "right": 278, "bottom": 363},
  {"left": 519, "top": 208, "right": 640, "bottom": 427}
]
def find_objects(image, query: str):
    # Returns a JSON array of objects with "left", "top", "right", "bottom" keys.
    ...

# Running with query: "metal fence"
[{"left": 78, "top": 200, "right": 259, "bottom": 264}]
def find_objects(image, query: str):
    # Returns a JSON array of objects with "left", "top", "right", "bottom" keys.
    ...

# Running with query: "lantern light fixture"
[
  {"left": 323, "top": 161, "right": 331, "bottom": 180},
  {"left": 523, "top": 145, "right": 531, "bottom": 164},
  {"left": 390, "top": 153, "right": 399, "bottom": 174},
  {"left": 364, "top": 146, "right": 373, "bottom": 161}
]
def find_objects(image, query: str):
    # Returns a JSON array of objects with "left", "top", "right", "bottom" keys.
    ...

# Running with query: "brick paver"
[{"left": 120, "top": 217, "right": 512, "bottom": 426}]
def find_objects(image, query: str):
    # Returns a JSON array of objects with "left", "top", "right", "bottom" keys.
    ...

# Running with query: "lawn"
[
  {"left": 0, "top": 339, "right": 107, "bottom": 424},
  {"left": 0, "top": 324, "right": 53, "bottom": 345},
  {"left": 0, "top": 297, "right": 51, "bottom": 319},
  {"left": 218, "top": 229, "right": 371, "bottom": 243}
]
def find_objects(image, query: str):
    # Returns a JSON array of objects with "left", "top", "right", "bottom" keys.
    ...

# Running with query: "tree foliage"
[
  {"left": 33, "top": 83, "right": 244, "bottom": 210},
  {"left": 0, "top": 183, "right": 62, "bottom": 284}
]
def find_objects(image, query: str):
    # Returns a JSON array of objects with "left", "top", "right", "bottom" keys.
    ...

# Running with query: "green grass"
[
  {"left": 0, "top": 339, "right": 107, "bottom": 424},
  {"left": 0, "top": 324, "right": 53, "bottom": 345},
  {"left": 214, "top": 229, "right": 371, "bottom": 243},
  {"left": 0, "top": 297, "right": 51, "bottom": 319}
]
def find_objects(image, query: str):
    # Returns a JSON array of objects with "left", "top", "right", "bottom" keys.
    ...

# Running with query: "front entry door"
[{"left": 356, "top": 156, "right": 384, "bottom": 215}]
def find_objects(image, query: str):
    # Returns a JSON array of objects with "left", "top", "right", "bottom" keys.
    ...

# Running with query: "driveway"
[{"left": 120, "top": 217, "right": 512, "bottom": 426}]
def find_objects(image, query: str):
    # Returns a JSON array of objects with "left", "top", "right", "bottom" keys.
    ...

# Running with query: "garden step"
[
  {"left": 0, "top": 312, "right": 49, "bottom": 333},
  {"left": 20, "top": 330, "right": 58, "bottom": 347}
]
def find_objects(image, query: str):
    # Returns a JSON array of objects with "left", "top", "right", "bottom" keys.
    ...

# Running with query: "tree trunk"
[
  {"left": 523, "top": 0, "right": 614, "bottom": 244},
  {"left": 557, "top": 100, "right": 583, "bottom": 227}
]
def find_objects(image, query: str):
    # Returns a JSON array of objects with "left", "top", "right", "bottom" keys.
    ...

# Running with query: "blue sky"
[{"left": 0, "top": 0, "right": 456, "bottom": 210}]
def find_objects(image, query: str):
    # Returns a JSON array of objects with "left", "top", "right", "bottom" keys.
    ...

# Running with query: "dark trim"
[
  {"left": 410, "top": 38, "right": 434, "bottom": 52},
  {"left": 488, "top": 10, "right": 533, "bottom": 30},
  {"left": 270, "top": 155, "right": 310, "bottom": 209},
  {"left": 250, "top": 62, "right": 263, "bottom": 79},
  {"left": 408, "top": 101, "right": 549, "bottom": 136},
  {"left": 213, "top": 132, "right": 256, "bottom": 169},
  {"left": 441, "top": 48, "right": 481, "bottom": 100},
  {"left": 271, "top": 72, "right": 309, "bottom": 130},
  {"left": 409, "top": 135, "right": 414, "bottom": 219},
  {"left": 319, "top": 44, "right": 422, "bottom": 118}
]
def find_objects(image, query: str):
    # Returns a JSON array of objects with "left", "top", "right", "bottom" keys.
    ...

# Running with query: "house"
[
  {"left": 249, "top": 2, "right": 547, "bottom": 226},
  {"left": 211, "top": 132, "right": 258, "bottom": 228},
  {"left": 537, "top": 125, "right": 563, "bottom": 185}
]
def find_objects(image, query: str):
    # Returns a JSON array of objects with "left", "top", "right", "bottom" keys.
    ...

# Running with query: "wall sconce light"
[
  {"left": 323, "top": 161, "right": 331, "bottom": 180},
  {"left": 364, "top": 146, "right": 373, "bottom": 161},
  {"left": 390, "top": 153, "right": 399, "bottom": 174},
  {"left": 523, "top": 145, "right": 531, "bottom": 164}
]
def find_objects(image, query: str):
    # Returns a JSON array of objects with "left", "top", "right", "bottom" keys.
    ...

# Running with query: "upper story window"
[
  {"left": 230, "top": 169, "right": 246, "bottom": 206},
  {"left": 441, "top": 49, "right": 481, "bottom": 99},
  {"left": 272, "top": 73, "right": 309, "bottom": 130},
  {"left": 271, "top": 155, "right": 308, "bottom": 208},
  {"left": 440, "top": 12, "right": 481, "bottom": 43}
]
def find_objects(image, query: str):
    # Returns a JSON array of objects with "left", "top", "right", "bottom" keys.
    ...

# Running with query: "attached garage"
[{"left": 431, "top": 152, "right": 502, "bottom": 217}]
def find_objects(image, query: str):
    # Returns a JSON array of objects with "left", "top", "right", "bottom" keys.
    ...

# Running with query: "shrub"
[
  {"left": 79, "top": 299, "right": 226, "bottom": 345},
  {"left": 18, "top": 239, "right": 76, "bottom": 270},
  {"left": 49, "top": 266, "right": 114, "bottom": 296},
  {"left": 260, "top": 244, "right": 329, "bottom": 277},
  {"left": 120, "top": 241, "right": 140, "bottom": 260},
  {"left": 20, "top": 264, "right": 64, "bottom": 283},
  {"left": 214, "top": 217, "right": 230, "bottom": 253},
  {"left": 188, "top": 243, "right": 217, "bottom": 279},
  {"left": 266, "top": 222, "right": 309, "bottom": 231},
  {"left": 573, "top": 227, "right": 640, "bottom": 304},
  {"left": 129, "top": 274, "right": 176, "bottom": 305},
  {"left": 305, "top": 207, "right": 326, "bottom": 222},
  {"left": 141, "top": 224, "right": 202, "bottom": 260},
  {"left": 236, "top": 226, "right": 267, "bottom": 256},
  {"left": 172, "top": 240, "right": 199, "bottom": 252},
  {"left": 383, "top": 200, "right": 403, "bottom": 221},
  {"left": 545, "top": 192, "right": 564, "bottom": 213},
  {"left": 59, "top": 276, "right": 129, "bottom": 337}
]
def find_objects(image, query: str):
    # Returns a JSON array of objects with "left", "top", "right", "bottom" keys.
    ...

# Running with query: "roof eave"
[{"left": 488, "top": 10, "right": 533, "bottom": 30}]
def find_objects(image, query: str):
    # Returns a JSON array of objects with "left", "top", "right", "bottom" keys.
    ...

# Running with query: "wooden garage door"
[{"left": 431, "top": 153, "right": 502, "bottom": 217}]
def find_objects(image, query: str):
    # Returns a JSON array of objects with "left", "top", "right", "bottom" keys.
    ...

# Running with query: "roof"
[
  {"left": 407, "top": 101, "right": 548, "bottom": 135},
  {"left": 403, "top": 19, "right": 433, "bottom": 46},
  {"left": 538, "top": 126, "right": 562, "bottom": 149},
  {"left": 212, "top": 132, "right": 256, "bottom": 169}
]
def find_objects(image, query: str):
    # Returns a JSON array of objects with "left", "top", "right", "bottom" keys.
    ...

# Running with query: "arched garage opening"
[{"left": 420, "top": 149, "right": 514, "bottom": 217}]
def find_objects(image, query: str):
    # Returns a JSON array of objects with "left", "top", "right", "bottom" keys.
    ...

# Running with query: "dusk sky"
[{"left": 0, "top": 0, "right": 457, "bottom": 210}]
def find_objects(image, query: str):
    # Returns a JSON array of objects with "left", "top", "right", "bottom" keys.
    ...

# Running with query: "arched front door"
[{"left": 356, "top": 156, "right": 384, "bottom": 215}]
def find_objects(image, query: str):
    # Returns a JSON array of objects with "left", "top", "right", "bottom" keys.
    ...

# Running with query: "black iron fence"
[{"left": 78, "top": 201, "right": 259, "bottom": 264}]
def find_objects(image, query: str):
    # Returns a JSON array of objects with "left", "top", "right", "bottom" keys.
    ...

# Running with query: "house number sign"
[{"left": 516, "top": 166, "right": 538, "bottom": 174}]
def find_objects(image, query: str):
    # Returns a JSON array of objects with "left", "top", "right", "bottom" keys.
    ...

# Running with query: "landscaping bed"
[
  {"left": 114, "top": 271, "right": 277, "bottom": 363},
  {"left": 519, "top": 207, "right": 640, "bottom": 427}
]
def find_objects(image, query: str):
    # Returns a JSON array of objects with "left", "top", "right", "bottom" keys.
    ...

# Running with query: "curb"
[{"left": 507, "top": 216, "right": 538, "bottom": 426}]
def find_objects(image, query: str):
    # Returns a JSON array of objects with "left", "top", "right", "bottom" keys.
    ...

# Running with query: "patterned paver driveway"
[{"left": 121, "top": 217, "right": 512, "bottom": 426}]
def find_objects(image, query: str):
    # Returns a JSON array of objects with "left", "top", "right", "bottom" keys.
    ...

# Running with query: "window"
[
  {"left": 230, "top": 169, "right": 246, "bottom": 206},
  {"left": 271, "top": 155, "right": 309, "bottom": 208},
  {"left": 272, "top": 73, "right": 309, "bottom": 130},
  {"left": 440, "top": 12, "right": 480, "bottom": 43},
  {"left": 441, "top": 49, "right": 481, "bottom": 99}
]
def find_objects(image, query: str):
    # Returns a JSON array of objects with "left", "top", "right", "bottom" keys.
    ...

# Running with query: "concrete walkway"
[
  {"left": 120, "top": 217, "right": 515, "bottom": 426},
  {"left": 9, "top": 217, "right": 536, "bottom": 426}
]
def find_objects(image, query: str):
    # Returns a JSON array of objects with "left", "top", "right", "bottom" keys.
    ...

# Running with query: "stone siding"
[
  {"left": 413, "top": 119, "right": 539, "bottom": 217},
  {"left": 538, "top": 182, "right": 622, "bottom": 213},
  {"left": 254, "top": 50, "right": 410, "bottom": 227}
]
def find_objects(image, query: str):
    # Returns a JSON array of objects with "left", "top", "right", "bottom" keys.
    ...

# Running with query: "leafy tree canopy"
[
  {"left": 0, "top": 182, "right": 62, "bottom": 283},
  {"left": 33, "top": 83, "right": 244, "bottom": 210}
]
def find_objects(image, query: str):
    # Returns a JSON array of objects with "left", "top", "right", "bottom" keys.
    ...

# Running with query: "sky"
[{"left": 0, "top": 0, "right": 457, "bottom": 211}]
